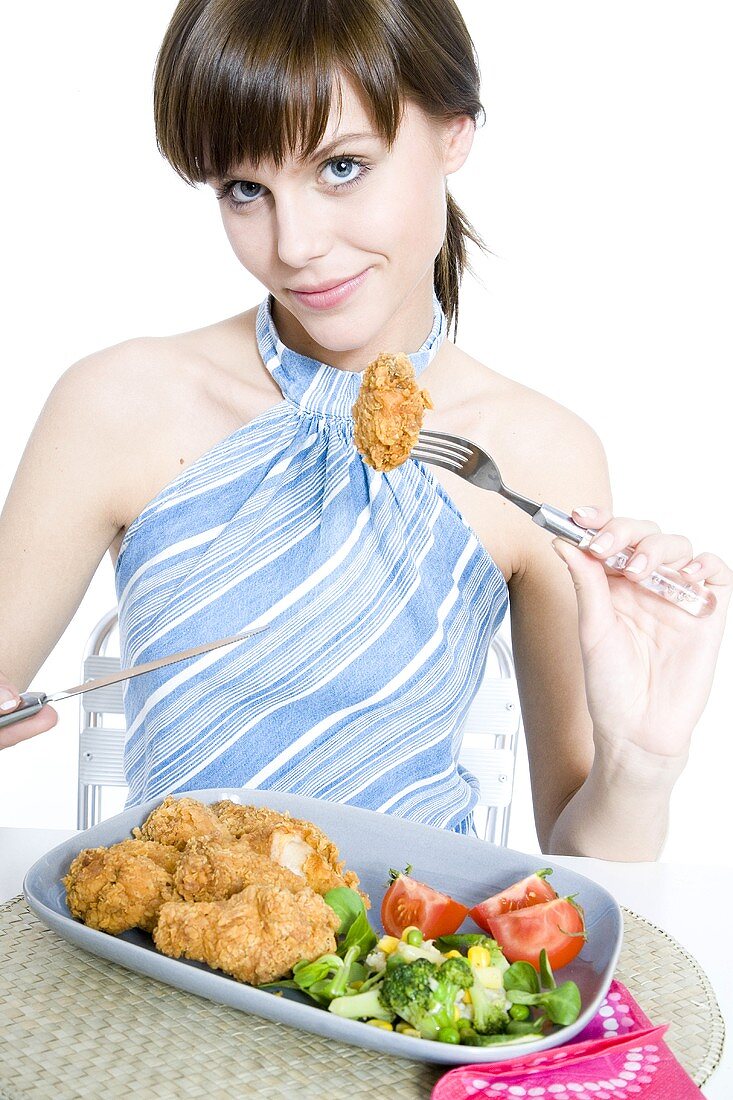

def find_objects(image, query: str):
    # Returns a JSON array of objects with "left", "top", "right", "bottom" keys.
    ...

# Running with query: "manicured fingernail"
[
  {"left": 589, "top": 533, "right": 613, "bottom": 553},
  {"left": 573, "top": 507, "right": 597, "bottom": 519},
  {"left": 625, "top": 554, "right": 647, "bottom": 575},
  {"left": 0, "top": 691, "right": 19, "bottom": 711},
  {"left": 682, "top": 561, "right": 702, "bottom": 574}
]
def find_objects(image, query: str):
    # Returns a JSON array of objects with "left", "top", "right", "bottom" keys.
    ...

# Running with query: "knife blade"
[{"left": 0, "top": 626, "right": 265, "bottom": 729}]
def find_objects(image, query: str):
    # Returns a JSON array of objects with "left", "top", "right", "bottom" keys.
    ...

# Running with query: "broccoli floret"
[
  {"left": 328, "top": 987, "right": 394, "bottom": 1021},
  {"left": 470, "top": 981, "right": 510, "bottom": 1035},
  {"left": 379, "top": 957, "right": 435, "bottom": 1035},
  {"left": 435, "top": 956, "right": 474, "bottom": 1016},
  {"left": 379, "top": 955, "right": 473, "bottom": 1041}
]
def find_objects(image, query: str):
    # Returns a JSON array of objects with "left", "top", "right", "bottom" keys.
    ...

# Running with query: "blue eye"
[
  {"left": 216, "top": 155, "right": 371, "bottom": 212},
  {"left": 322, "top": 157, "right": 363, "bottom": 185},
  {"left": 229, "top": 180, "right": 264, "bottom": 204}
]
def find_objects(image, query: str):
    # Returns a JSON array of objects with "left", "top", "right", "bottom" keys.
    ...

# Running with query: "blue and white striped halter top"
[{"left": 114, "top": 292, "right": 508, "bottom": 832}]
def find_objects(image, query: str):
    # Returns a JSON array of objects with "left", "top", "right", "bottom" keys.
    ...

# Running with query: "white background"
[{"left": 1, "top": 2, "right": 731, "bottom": 864}]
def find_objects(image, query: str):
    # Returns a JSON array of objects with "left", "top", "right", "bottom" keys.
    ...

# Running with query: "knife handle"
[{"left": 0, "top": 692, "right": 49, "bottom": 729}]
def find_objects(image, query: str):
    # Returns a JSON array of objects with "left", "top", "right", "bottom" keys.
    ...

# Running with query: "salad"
[{"left": 269, "top": 869, "right": 586, "bottom": 1047}]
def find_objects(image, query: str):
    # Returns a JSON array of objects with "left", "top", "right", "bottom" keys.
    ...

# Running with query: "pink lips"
[{"left": 289, "top": 268, "right": 371, "bottom": 310}]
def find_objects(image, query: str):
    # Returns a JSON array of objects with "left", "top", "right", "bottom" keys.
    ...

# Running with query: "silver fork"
[{"left": 412, "top": 429, "right": 715, "bottom": 618}]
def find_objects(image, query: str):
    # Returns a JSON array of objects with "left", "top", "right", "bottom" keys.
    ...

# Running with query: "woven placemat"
[{"left": 0, "top": 898, "right": 724, "bottom": 1100}]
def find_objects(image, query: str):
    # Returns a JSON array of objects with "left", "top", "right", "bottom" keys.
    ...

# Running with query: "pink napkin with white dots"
[{"left": 431, "top": 980, "right": 702, "bottom": 1099}]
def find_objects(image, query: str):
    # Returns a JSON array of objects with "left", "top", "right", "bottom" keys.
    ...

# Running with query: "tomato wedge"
[
  {"left": 381, "top": 873, "right": 468, "bottom": 939},
  {"left": 488, "top": 896, "right": 586, "bottom": 970},
  {"left": 469, "top": 869, "right": 557, "bottom": 933}
]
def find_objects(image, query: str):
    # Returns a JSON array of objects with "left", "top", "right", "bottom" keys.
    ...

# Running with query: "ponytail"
[{"left": 434, "top": 191, "right": 487, "bottom": 339}]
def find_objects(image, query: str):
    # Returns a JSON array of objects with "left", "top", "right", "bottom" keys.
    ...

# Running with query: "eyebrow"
[{"left": 301, "top": 131, "right": 379, "bottom": 162}]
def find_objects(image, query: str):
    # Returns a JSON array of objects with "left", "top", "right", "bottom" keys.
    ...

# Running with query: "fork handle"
[{"left": 534, "top": 504, "right": 716, "bottom": 619}]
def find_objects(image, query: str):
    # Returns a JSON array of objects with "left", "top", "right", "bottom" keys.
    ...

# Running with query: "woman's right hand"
[{"left": 0, "top": 678, "right": 58, "bottom": 749}]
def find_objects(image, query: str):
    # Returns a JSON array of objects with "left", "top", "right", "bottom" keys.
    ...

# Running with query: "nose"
[{"left": 274, "top": 191, "right": 332, "bottom": 270}]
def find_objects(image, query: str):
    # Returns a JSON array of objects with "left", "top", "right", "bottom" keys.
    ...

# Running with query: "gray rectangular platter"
[{"left": 23, "top": 788, "right": 622, "bottom": 1065}]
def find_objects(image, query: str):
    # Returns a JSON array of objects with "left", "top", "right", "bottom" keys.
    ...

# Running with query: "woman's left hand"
[{"left": 552, "top": 507, "right": 732, "bottom": 767}]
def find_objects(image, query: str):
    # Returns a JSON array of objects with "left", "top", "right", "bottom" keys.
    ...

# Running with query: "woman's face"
[{"left": 209, "top": 75, "right": 473, "bottom": 368}]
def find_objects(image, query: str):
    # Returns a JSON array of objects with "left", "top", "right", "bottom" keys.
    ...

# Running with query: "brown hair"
[{"left": 154, "top": 0, "right": 487, "bottom": 336}]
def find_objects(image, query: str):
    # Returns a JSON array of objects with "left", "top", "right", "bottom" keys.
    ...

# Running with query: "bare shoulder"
[
  {"left": 44, "top": 307, "right": 279, "bottom": 538},
  {"left": 56, "top": 306, "right": 264, "bottom": 423},
  {"left": 429, "top": 342, "right": 612, "bottom": 512}
]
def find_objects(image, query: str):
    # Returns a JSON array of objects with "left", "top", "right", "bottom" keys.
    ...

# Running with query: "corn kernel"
[
  {"left": 366, "top": 1019, "right": 393, "bottom": 1030},
  {"left": 463, "top": 988, "right": 472, "bottom": 1004},
  {"left": 467, "top": 945, "right": 491, "bottom": 968},
  {"left": 453, "top": 1005, "right": 460, "bottom": 1022},
  {"left": 443, "top": 950, "right": 463, "bottom": 959},
  {"left": 377, "top": 935, "right": 400, "bottom": 955},
  {"left": 395, "top": 1025, "right": 421, "bottom": 1038}
]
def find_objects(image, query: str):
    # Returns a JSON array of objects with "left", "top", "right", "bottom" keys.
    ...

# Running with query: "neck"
[{"left": 269, "top": 275, "right": 439, "bottom": 372}]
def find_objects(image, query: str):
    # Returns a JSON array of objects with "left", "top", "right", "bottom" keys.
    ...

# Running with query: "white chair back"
[
  {"left": 77, "top": 613, "right": 523, "bottom": 841},
  {"left": 458, "top": 632, "right": 522, "bottom": 845},
  {"left": 77, "top": 610, "right": 125, "bottom": 829}
]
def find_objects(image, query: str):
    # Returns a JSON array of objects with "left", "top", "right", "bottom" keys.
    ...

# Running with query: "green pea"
[
  {"left": 405, "top": 928, "right": 424, "bottom": 946},
  {"left": 509, "top": 1003, "right": 531, "bottom": 1021},
  {"left": 437, "top": 1025, "right": 460, "bottom": 1044}
]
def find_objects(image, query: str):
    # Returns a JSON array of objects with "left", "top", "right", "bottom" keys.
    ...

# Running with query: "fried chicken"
[
  {"left": 174, "top": 835, "right": 311, "bottom": 902},
  {"left": 211, "top": 800, "right": 295, "bottom": 840},
  {"left": 63, "top": 839, "right": 180, "bottom": 934},
  {"left": 352, "top": 351, "right": 433, "bottom": 471},
  {"left": 132, "top": 794, "right": 232, "bottom": 850},
  {"left": 64, "top": 794, "right": 370, "bottom": 983},
  {"left": 153, "top": 884, "right": 341, "bottom": 985},
  {"left": 211, "top": 800, "right": 366, "bottom": 902}
]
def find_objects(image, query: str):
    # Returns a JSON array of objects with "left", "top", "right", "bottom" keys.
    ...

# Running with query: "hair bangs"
[{"left": 154, "top": 0, "right": 406, "bottom": 185}]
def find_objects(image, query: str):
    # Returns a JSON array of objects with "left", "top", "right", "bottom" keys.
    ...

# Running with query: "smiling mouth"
[{"left": 290, "top": 272, "right": 366, "bottom": 294}]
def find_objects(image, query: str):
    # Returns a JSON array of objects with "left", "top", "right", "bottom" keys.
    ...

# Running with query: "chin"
[{"left": 293, "top": 300, "right": 388, "bottom": 354}]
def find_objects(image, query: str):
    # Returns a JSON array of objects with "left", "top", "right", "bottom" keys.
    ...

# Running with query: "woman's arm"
[
  {"left": 0, "top": 351, "right": 132, "bottom": 747},
  {"left": 506, "top": 412, "right": 730, "bottom": 859}
]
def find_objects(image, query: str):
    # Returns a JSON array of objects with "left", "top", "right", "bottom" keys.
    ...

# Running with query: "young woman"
[{"left": 0, "top": 0, "right": 729, "bottom": 859}]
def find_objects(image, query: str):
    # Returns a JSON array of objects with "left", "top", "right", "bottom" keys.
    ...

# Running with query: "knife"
[{"left": 0, "top": 626, "right": 265, "bottom": 729}]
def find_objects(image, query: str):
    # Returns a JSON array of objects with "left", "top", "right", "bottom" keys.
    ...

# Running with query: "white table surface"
[{"left": 1, "top": 828, "right": 729, "bottom": 1097}]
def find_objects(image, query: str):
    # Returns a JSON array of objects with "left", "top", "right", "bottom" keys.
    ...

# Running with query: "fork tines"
[{"left": 411, "top": 429, "right": 473, "bottom": 471}]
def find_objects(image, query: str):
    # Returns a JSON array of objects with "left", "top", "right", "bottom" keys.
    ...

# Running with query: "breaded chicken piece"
[
  {"left": 265, "top": 824, "right": 365, "bottom": 899},
  {"left": 352, "top": 351, "right": 433, "bottom": 471},
  {"left": 174, "top": 835, "right": 311, "bottom": 902},
  {"left": 153, "top": 884, "right": 340, "bottom": 985},
  {"left": 63, "top": 839, "right": 180, "bottom": 934},
  {"left": 211, "top": 800, "right": 366, "bottom": 903},
  {"left": 132, "top": 794, "right": 232, "bottom": 850},
  {"left": 210, "top": 801, "right": 295, "bottom": 839}
]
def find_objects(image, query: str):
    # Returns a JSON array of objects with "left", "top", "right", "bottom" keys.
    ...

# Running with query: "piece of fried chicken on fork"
[
  {"left": 211, "top": 800, "right": 367, "bottom": 903},
  {"left": 352, "top": 350, "right": 433, "bottom": 471},
  {"left": 174, "top": 836, "right": 311, "bottom": 903},
  {"left": 153, "top": 883, "right": 341, "bottom": 985},
  {"left": 132, "top": 794, "right": 232, "bottom": 850},
  {"left": 63, "top": 839, "right": 181, "bottom": 934}
]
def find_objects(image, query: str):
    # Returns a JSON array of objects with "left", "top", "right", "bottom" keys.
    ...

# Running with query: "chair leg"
[{"left": 89, "top": 786, "right": 100, "bottom": 828}]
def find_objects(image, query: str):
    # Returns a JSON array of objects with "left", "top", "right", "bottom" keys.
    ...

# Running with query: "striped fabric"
[{"left": 114, "top": 291, "right": 509, "bottom": 832}]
